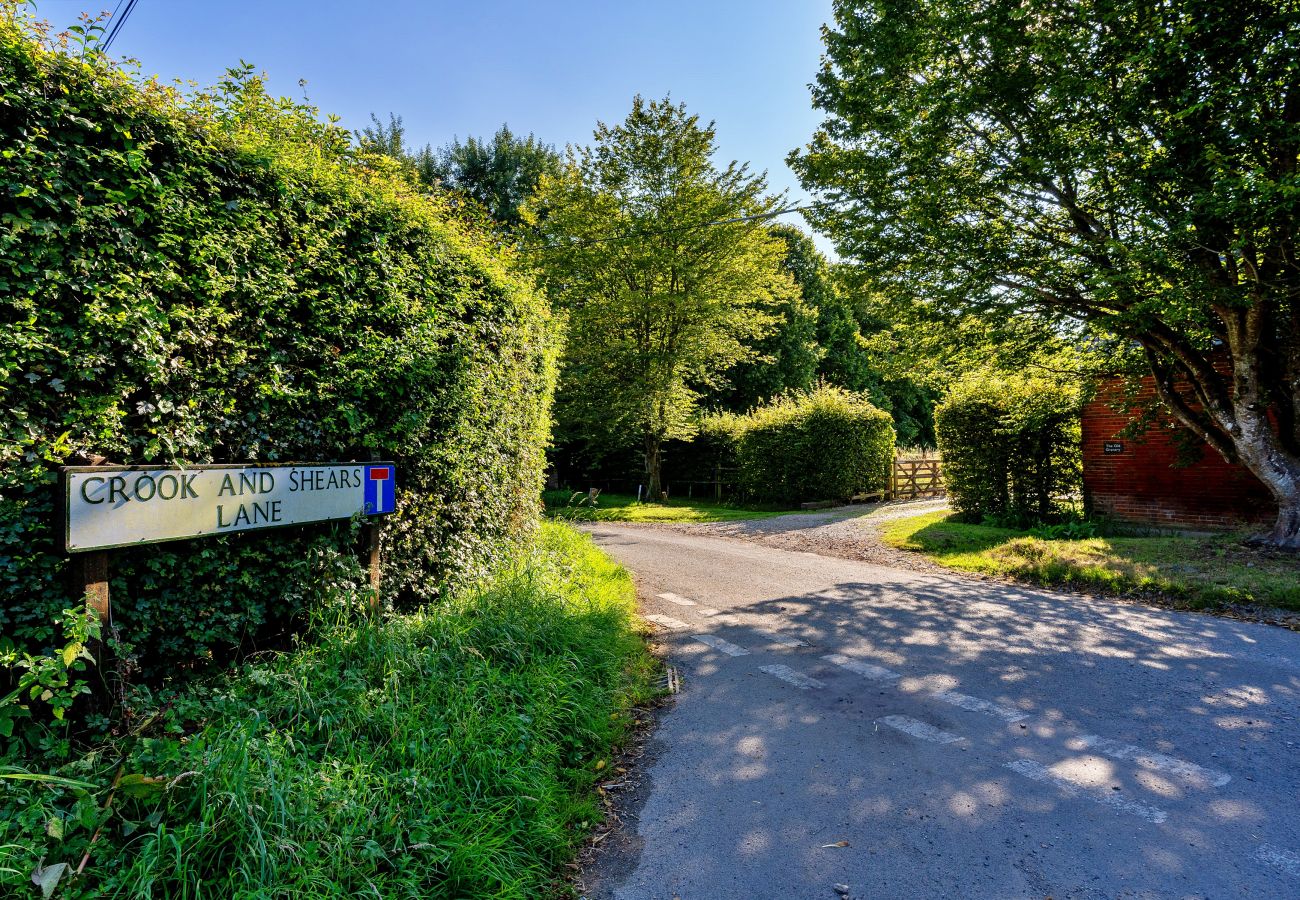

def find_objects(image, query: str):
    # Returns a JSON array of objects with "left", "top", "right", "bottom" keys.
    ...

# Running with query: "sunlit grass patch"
[
  {"left": 543, "top": 491, "right": 792, "bottom": 523},
  {"left": 882, "top": 511, "right": 1300, "bottom": 612}
]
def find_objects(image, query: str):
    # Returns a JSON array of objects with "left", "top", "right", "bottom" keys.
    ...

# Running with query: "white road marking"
[
  {"left": 1072, "top": 735, "right": 1231, "bottom": 788},
  {"left": 930, "top": 690, "right": 1028, "bottom": 723},
  {"left": 644, "top": 614, "right": 689, "bottom": 630},
  {"left": 876, "top": 715, "right": 964, "bottom": 745},
  {"left": 823, "top": 654, "right": 901, "bottom": 682},
  {"left": 699, "top": 607, "right": 721, "bottom": 616},
  {"left": 763, "top": 631, "right": 807, "bottom": 648},
  {"left": 1255, "top": 844, "right": 1300, "bottom": 878},
  {"left": 1004, "top": 759, "right": 1167, "bottom": 824},
  {"left": 691, "top": 634, "right": 750, "bottom": 657},
  {"left": 823, "top": 655, "right": 1027, "bottom": 723},
  {"left": 759, "top": 664, "right": 825, "bottom": 690},
  {"left": 657, "top": 592, "right": 696, "bottom": 606}
]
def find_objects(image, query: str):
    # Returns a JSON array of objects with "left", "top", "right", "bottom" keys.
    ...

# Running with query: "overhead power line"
[
  {"left": 515, "top": 201, "right": 832, "bottom": 253},
  {"left": 102, "top": 0, "right": 139, "bottom": 52}
]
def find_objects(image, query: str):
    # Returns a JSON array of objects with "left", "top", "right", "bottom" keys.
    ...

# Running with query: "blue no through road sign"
[{"left": 364, "top": 464, "right": 396, "bottom": 514}]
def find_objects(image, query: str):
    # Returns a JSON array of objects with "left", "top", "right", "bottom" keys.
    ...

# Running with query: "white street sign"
[{"left": 63, "top": 462, "right": 396, "bottom": 552}]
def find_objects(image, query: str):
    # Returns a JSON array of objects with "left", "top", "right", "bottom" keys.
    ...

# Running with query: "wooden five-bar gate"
[
  {"left": 888, "top": 457, "right": 944, "bottom": 501},
  {"left": 847, "top": 456, "right": 944, "bottom": 504}
]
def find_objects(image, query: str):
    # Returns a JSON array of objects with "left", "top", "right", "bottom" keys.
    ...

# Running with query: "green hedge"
[
  {"left": 0, "top": 23, "right": 556, "bottom": 681},
  {"left": 730, "top": 386, "right": 895, "bottom": 504},
  {"left": 935, "top": 372, "right": 1081, "bottom": 524}
]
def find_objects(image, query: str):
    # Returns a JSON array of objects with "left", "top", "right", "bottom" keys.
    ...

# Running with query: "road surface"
[{"left": 579, "top": 522, "right": 1300, "bottom": 899}]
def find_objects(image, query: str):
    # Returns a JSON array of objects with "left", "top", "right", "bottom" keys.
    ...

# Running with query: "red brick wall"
[{"left": 1082, "top": 379, "right": 1276, "bottom": 530}]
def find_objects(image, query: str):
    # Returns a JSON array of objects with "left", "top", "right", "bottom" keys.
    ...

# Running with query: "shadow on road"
[{"left": 585, "top": 531, "right": 1299, "bottom": 898}]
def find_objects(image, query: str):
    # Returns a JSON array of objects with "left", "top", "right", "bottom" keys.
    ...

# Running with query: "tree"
[
  {"left": 356, "top": 113, "right": 440, "bottom": 184},
  {"left": 792, "top": 0, "right": 1300, "bottom": 546},
  {"left": 711, "top": 223, "right": 823, "bottom": 411},
  {"left": 358, "top": 117, "right": 558, "bottom": 228},
  {"left": 437, "top": 124, "right": 561, "bottom": 228},
  {"left": 526, "top": 96, "right": 794, "bottom": 496},
  {"left": 718, "top": 224, "right": 942, "bottom": 444}
]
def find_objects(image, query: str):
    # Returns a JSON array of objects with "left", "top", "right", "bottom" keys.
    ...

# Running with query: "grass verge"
[
  {"left": 882, "top": 510, "right": 1300, "bottom": 613},
  {"left": 543, "top": 490, "right": 790, "bottom": 523},
  {"left": 0, "top": 522, "right": 658, "bottom": 898}
]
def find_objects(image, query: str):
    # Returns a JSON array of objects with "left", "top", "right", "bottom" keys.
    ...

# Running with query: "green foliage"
[
  {"left": 0, "top": 19, "right": 556, "bottom": 681},
  {"left": 710, "top": 226, "right": 939, "bottom": 448},
  {"left": 833, "top": 269, "right": 1080, "bottom": 450},
  {"left": 0, "top": 607, "right": 99, "bottom": 741},
  {"left": 0, "top": 523, "right": 659, "bottom": 898},
  {"left": 355, "top": 112, "right": 444, "bottom": 185},
  {"left": 526, "top": 95, "right": 795, "bottom": 494},
  {"left": 935, "top": 372, "right": 1082, "bottom": 525},
  {"left": 793, "top": 0, "right": 1300, "bottom": 543},
  {"left": 731, "top": 386, "right": 895, "bottom": 504},
  {"left": 691, "top": 411, "right": 746, "bottom": 474},
  {"left": 436, "top": 124, "right": 562, "bottom": 228},
  {"left": 358, "top": 117, "right": 561, "bottom": 230},
  {"left": 714, "top": 224, "right": 823, "bottom": 410},
  {"left": 1028, "top": 520, "right": 1100, "bottom": 541}
]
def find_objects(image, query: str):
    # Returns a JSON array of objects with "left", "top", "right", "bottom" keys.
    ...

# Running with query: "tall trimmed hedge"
[
  {"left": 0, "top": 24, "right": 556, "bottom": 677},
  {"left": 730, "top": 387, "right": 895, "bottom": 504},
  {"left": 935, "top": 372, "right": 1081, "bottom": 524}
]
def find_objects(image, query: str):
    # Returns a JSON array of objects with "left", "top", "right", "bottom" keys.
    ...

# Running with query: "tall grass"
[{"left": 0, "top": 523, "right": 657, "bottom": 898}]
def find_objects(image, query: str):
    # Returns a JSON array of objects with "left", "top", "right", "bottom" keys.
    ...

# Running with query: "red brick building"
[{"left": 1082, "top": 378, "right": 1277, "bottom": 530}]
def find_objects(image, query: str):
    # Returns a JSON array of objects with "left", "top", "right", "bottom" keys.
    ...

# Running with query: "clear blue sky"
[{"left": 36, "top": 0, "right": 835, "bottom": 250}]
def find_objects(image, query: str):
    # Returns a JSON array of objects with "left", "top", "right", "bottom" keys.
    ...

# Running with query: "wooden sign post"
[
  {"left": 367, "top": 521, "right": 383, "bottom": 614},
  {"left": 77, "top": 551, "right": 110, "bottom": 622}
]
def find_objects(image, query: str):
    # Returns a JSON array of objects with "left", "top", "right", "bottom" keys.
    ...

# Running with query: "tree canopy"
[
  {"left": 358, "top": 116, "right": 559, "bottom": 228},
  {"left": 437, "top": 125, "right": 561, "bottom": 228},
  {"left": 526, "top": 95, "right": 795, "bottom": 495},
  {"left": 793, "top": 0, "right": 1300, "bottom": 545},
  {"left": 710, "top": 223, "right": 822, "bottom": 411},
  {"left": 356, "top": 113, "right": 441, "bottom": 185}
]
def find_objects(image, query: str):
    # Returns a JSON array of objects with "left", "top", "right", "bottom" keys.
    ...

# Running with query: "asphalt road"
[{"left": 579, "top": 523, "right": 1300, "bottom": 900}]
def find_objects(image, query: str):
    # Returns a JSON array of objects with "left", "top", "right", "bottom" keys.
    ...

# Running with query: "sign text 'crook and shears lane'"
[{"left": 63, "top": 462, "right": 396, "bottom": 553}]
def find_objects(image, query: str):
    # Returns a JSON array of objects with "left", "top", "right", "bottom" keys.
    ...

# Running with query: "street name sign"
[{"left": 63, "top": 462, "right": 396, "bottom": 552}]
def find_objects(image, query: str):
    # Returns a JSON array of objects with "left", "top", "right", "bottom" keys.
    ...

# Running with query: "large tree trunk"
[
  {"left": 1144, "top": 329, "right": 1300, "bottom": 549},
  {"left": 1231, "top": 400, "right": 1300, "bottom": 549},
  {"left": 644, "top": 433, "right": 663, "bottom": 500},
  {"left": 1270, "top": 496, "right": 1300, "bottom": 548}
]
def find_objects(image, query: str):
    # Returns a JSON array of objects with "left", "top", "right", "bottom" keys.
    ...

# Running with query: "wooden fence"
[
  {"left": 888, "top": 458, "right": 944, "bottom": 501},
  {"left": 579, "top": 457, "right": 944, "bottom": 504}
]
